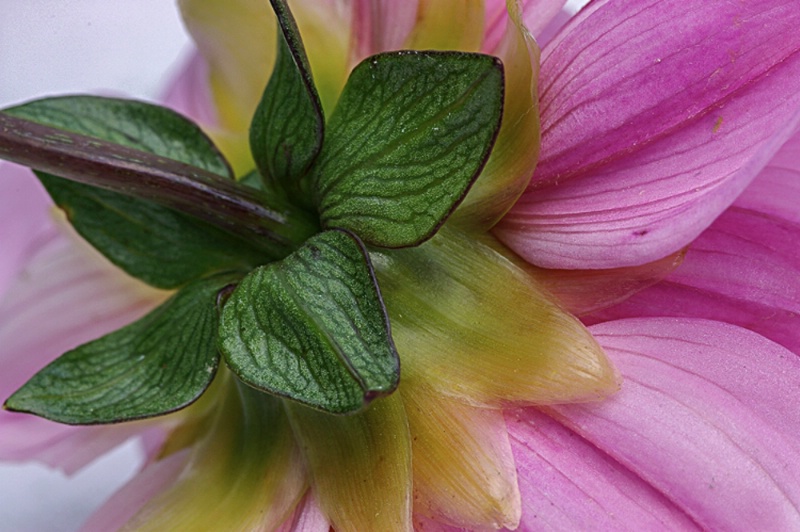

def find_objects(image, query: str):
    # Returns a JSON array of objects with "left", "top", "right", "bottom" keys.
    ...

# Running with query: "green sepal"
[
  {"left": 219, "top": 229, "right": 399, "bottom": 414},
  {"left": 313, "top": 50, "right": 504, "bottom": 248},
  {"left": 4, "top": 275, "right": 236, "bottom": 425},
  {"left": 5, "top": 96, "right": 271, "bottom": 288},
  {"left": 250, "top": 0, "right": 324, "bottom": 199}
]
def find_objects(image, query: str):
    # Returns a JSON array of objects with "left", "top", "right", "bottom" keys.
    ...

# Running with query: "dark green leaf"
[
  {"left": 250, "top": 0, "right": 323, "bottom": 198},
  {"left": 313, "top": 51, "right": 504, "bottom": 248},
  {"left": 5, "top": 96, "right": 273, "bottom": 288},
  {"left": 219, "top": 229, "right": 399, "bottom": 414},
  {"left": 4, "top": 275, "right": 235, "bottom": 424}
]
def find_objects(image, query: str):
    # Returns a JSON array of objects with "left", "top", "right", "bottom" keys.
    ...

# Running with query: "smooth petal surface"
[
  {"left": 589, "top": 130, "right": 800, "bottom": 353},
  {"left": 454, "top": 0, "right": 541, "bottom": 229},
  {"left": 498, "top": 0, "right": 800, "bottom": 268},
  {"left": 404, "top": 0, "right": 484, "bottom": 52},
  {"left": 507, "top": 409, "right": 697, "bottom": 530},
  {"left": 401, "top": 379, "right": 520, "bottom": 529},
  {"left": 540, "top": 318, "right": 800, "bottom": 530},
  {"left": 286, "top": 394, "right": 413, "bottom": 531},
  {"left": 350, "top": 0, "right": 419, "bottom": 64},
  {"left": 0, "top": 164, "right": 56, "bottom": 298},
  {"left": 124, "top": 378, "right": 306, "bottom": 531},
  {"left": 373, "top": 228, "right": 619, "bottom": 407},
  {"left": 0, "top": 223, "right": 166, "bottom": 472}
]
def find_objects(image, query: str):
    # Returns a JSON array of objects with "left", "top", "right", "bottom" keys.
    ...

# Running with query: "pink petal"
[
  {"left": 588, "top": 130, "right": 800, "bottom": 354},
  {"left": 275, "top": 492, "right": 330, "bottom": 532},
  {"left": 483, "top": 0, "right": 568, "bottom": 53},
  {"left": 0, "top": 228, "right": 166, "bottom": 471},
  {"left": 80, "top": 450, "right": 189, "bottom": 532},
  {"left": 507, "top": 409, "right": 696, "bottom": 529},
  {"left": 497, "top": 0, "right": 800, "bottom": 268},
  {"left": 159, "top": 51, "right": 218, "bottom": 127},
  {"left": 350, "top": 0, "right": 419, "bottom": 63},
  {"left": 527, "top": 318, "right": 800, "bottom": 529},
  {"left": 0, "top": 163, "right": 57, "bottom": 299}
]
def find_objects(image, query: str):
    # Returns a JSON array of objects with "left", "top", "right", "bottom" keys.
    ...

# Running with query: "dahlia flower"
[{"left": 1, "top": 0, "right": 799, "bottom": 530}]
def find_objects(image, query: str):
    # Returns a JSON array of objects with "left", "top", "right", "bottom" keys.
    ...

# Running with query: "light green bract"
[{"left": 0, "top": 0, "right": 505, "bottom": 418}]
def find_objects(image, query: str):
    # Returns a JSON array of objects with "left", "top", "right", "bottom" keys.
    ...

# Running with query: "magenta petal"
[
  {"left": 539, "top": 318, "right": 800, "bottom": 529},
  {"left": 507, "top": 409, "right": 696, "bottom": 529},
  {"left": 497, "top": 0, "right": 800, "bottom": 268},
  {"left": 588, "top": 130, "right": 800, "bottom": 354}
]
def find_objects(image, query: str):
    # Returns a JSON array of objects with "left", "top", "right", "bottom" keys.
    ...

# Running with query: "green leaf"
[
  {"left": 219, "top": 229, "right": 399, "bottom": 414},
  {"left": 250, "top": 0, "right": 323, "bottom": 198},
  {"left": 4, "top": 275, "right": 235, "bottom": 424},
  {"left": 313, "top": 50, "right": 504, "bottom": 248},
  {"left": 4, "top": 96, "right": 272, "bottom": 288}
]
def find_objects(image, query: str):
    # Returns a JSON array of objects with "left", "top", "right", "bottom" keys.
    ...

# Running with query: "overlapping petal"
[
  {"left": 285, "top": 393, "right": 413, "bottom": 531},
  {"left": 401, "top": 378, "right": 520, "bottom": 529},
  {"left": 123, "top": 377, "right": 306, "bottom": 531},
  {"left": 589, "top": 129, "right": 800, "bottom": 354},
  {"left": 515, "top": 318, "right": 800, "bottom": 530},
  {"left": 497, "top": 0, "right": 800, "bottom": 268},
  {"left": 374, "top": 228, "right": 619, "bottom": 407},
  {"left": 483, "top": 0, "right": 566, "bottom": 53}
]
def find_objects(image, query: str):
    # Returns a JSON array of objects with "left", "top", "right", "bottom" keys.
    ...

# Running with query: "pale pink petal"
[
  {"left": 275, "top": 492, "right": 330, "bottom": 532},
  {"left": 507, "top": 409, "right": 697, "bottom": 529},
  {"left": 350, "top": 0, "right": 419, "bottom": 63},
  {"left": 483, "top": 0, "right": 568, "bottom": 53},
  {"left": 159, "top": 51, "right": 218, "bottom": 127},
  {"left": 497, "top": 0, "right": 800, "bottom": 268},
  {"left": 80, "top": 450, "right": 189, "bottom": 532},
  {"left": 588, "top": 131, "right": 800, "bottom": 354},
  {"left": 0, "top": 228, "right": 167, "bottom": 471},
  {"left": 0, "top": 163, "right": 57, "bottom": 298},
  {"left": 532, "top": 318, "right": 800, "bottom": 529}
]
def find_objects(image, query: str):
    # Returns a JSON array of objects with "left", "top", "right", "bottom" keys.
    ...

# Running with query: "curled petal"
[
  {"left": 374, "top": 228, "right": 619, "bottom": 407},
  {"left": 401, "top": 379, "right": 520, "bottom": 529},
  {"left": 507, "top": 409, "right": 697, "bottom": 529},
  {"left": 547, "top": 318, "right": 800, "bottom": 529},
  {"left": 123, "top": 378, "right": 306, "bottom": 531},
  {"left": 589, "top": 132, "right": 800, "bottom": 354},
  {"left": 454, "top": 0, "right": 541, "bottom": 229},
  {"left": 498, "top": 0, "right": 800, "bottom": 268},
  {"left": 286, "top": 393, "right": 413, "bottom": 531}
]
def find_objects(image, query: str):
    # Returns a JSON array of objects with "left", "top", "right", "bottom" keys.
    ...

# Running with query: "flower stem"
[{"left": 0, "top": 112, "right": 318, "bottom": 257}]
